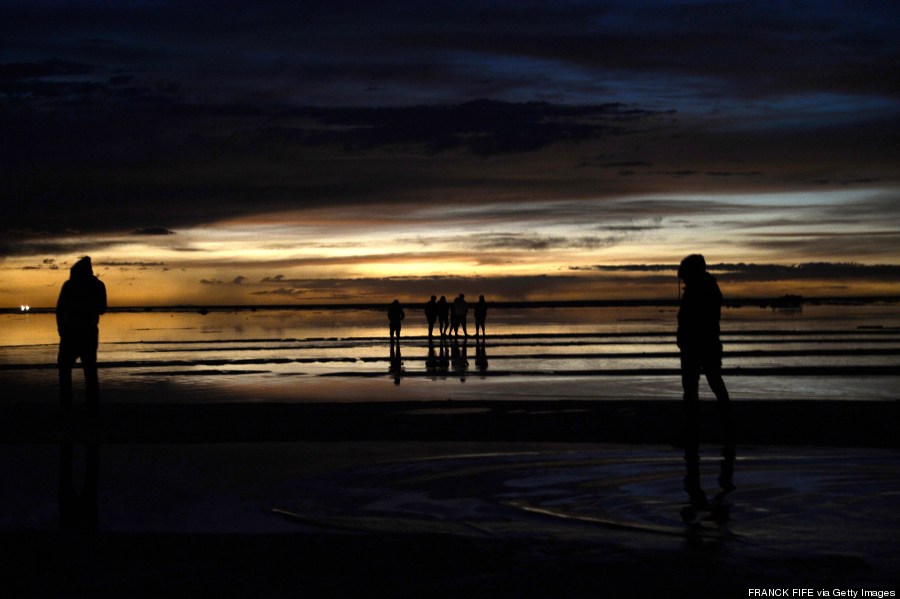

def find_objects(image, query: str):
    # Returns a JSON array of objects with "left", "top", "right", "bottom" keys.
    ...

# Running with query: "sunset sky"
[{"left": 2, "top": 0, "right": 899, "bottom": 307}]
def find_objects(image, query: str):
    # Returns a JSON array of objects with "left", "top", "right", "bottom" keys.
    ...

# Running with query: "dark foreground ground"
[
  {"left": 1, "top": 400, "right": 898, "bottom": 598},
  {"left": 4, "top": 528, "right": 892, "bottom": 599},
  {"left": 1, "top": 399, "right": 898, "bottom": 445}
]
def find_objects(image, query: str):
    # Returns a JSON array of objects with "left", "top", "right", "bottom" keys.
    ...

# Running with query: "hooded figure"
[
  {"left": 676, "top": 254, "right": 734, "bottom": 506},
  {"left": 387, "top": 299, "right": 405, "bottom": 342},
  {"left": 424, "top": 295, "right": 438, "bottom": 339},
  {"left": 57, "top": 257, "right": 107, "bottom": 414},
  {"left": 677, "top": 254, "right": 722, "bottom": 351}
]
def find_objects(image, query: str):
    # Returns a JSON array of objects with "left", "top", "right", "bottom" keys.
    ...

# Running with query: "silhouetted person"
[
  {"left": 677, "top": 254, "right": 735, "bottom": 506},
  {"left": 388, "top": 299, "right": 405, "bottom": 343},
  {"left": 424, "top": 295, "right": 439, "bottom": 339},
  {"left": 437, "top": 295, "right": 450, "bottom": 337},
  {"left": 449, "top": 295, "right": 460, "bottom": 337},
  {"left": 452, "top": 294, "right": 469, "bottom": 338},
  {"left": 57, "top": 256, "right": 107, "bottom": 415},
  {"left": 59, "top": 442, "right": 99, "bottom": 531},
  {"left": 474, "top": 295, "right": 488, "bottom": 337}
]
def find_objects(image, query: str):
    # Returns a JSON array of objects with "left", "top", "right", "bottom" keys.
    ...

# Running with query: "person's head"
[
  {"left": 440, "top": 295, "right": 446, "bottom": 301},
  {"left": 460, "top": 293, "right": 465, "bottom": 300},
  {"left": 70, "top": 256, "right": 93, "bottom": 280},
  {"left": 392, "top": 299, "right": 400, "bottom": 305},
  {"left": 678, "top": 254, "right": 706, "bottom": 283},
  {"left": 430, "top": 295, "right": 436, "bottom": 302},
  {"left": 479, "top": 295, "right": 485, "bottom": 302}
]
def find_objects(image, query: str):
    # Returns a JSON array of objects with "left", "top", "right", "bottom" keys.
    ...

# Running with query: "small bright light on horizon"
[{"left": 20, "top": 305, "right": 30, "bottom": 312}]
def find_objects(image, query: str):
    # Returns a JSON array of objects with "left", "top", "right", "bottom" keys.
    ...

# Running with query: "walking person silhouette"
[
  {"left": 452, "top": 294, "right": 468, "bottom": 338},
  {"left": 424, "top": 295, "right": 438, "bottom": 339},
  {"left": 474, "top": 295, "right": 488, "bottom": 338},
  {"left": 57, "top": 256, "right": 107, "bottom": 415},
  {"left": 388, "top": 299, "right": 405, "bottom": 343},
  {"left": 677, "top": 254, "right": 735, "bottom": 506},
  {"left": 437, "top": 295, "right": 450, "bottom": 338}
]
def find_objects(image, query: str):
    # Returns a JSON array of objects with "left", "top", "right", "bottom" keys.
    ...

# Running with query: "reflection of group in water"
[{"left": 423, "top": 334, "right": 486, "bottom": 383}]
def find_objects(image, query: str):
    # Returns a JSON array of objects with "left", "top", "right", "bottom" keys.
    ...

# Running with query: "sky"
[{"left": 2, "top": 0, "right": 899, "bottom": 307}]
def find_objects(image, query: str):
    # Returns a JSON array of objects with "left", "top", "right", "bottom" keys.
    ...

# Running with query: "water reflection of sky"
[{"left": 2, "top": 304, "right": 898, "bottom": 403}]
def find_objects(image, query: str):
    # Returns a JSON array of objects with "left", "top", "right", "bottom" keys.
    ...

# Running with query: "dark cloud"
[
  {"left": 0, "top": 60, "right": 94, "bottom": 81},
  {"left": 468, "top": 232, "right": 627, "bottom": 252},
  {"left": 1, "top": 0, "right": 896, "bottom": 115},
  {"left": 133, "top": 227, "right": 176, "bottom": 236},
  {"left": 0, "top": 234, "right": 125, "bottom": 258},
  {"left": 578, "top": 262, "right": 900, "bottom": 284},
  {"left": 94, "top": 261, "right": 166, "bottom": 268},
  {"left": 282, "top": 100, "right": 656, "bottom": 156}
]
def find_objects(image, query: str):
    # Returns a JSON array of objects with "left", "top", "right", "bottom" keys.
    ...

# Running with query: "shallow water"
[{"left": 2, "top": 304, "right": 899, "bottom": 403}]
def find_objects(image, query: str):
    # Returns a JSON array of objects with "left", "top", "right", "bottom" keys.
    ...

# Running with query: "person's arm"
[
  {"left": 56, "top": 283, "right": 69, "bottom": 335},
  {"left": 97, "top": 280, "right": 108, "bottom": 315}
]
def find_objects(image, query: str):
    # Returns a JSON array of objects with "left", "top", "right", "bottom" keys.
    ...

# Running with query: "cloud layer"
[{"left": 1, "top": 1, "right": 898, "bottom": 305}]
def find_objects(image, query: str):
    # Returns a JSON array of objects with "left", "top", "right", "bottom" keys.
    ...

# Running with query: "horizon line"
[{"left": 6, "top": 294, "right": 900, "bottom": 314}]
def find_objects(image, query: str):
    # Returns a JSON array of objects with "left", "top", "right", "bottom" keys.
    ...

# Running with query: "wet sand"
[
  {"left": 1, "top": 399, "right": 897, "bottom": 446},
  {"left": 1, "top": 398, "right": 898, "bottom": 597}
]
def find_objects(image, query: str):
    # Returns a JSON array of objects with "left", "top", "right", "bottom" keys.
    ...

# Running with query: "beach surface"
[
  {"left": 2, "top": 304, "right": 898, "bottom": 596},
  {"left": 2, "top": 399, "right": 898, "bottom": 598}
]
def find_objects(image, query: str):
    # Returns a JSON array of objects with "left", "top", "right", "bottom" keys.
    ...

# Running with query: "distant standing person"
[
  {"left": 452, "top": 294, "right": 469, "bottom": 338},
  {"left": 424, "top": 295, "right": 439, "bottom": 339},
  {"left": 437, "top": 296, "right": 450, "bottom": 338},
  {"left": 57, "top": 256, "right": 107, "bottom": 415},
  {"left": 677, "top": 254, "right": 735, "bottom": 506},
  {"left": 474, "top": 295, "right": 488, "bottom": 337},
  {"left": 388, "top": 299, "right": 405, "bottom": 343}
]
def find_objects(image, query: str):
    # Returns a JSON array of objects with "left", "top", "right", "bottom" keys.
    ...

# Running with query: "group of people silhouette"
[
  {"left": 388, "top": 294, "right": 489, "bottom": 342},
  {"left": 55, "top": 254, "right": 734, "bottom": 507}
]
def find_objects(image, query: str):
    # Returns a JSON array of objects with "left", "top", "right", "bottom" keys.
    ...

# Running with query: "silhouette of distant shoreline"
[{"left": 3, "top": 295, "right": 899, "bottom": 314}]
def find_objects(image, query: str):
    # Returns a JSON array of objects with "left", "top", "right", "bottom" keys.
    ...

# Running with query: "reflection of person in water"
[
  {"left": 451, "top": 338, "right": 468, "bottom": 381},
  {"left": 474, "top": 295, "right": 488, "bottom": 337},
  {"left": 438, "top": 337, "right": 450, "bottom": 376},
  {"left": 437, "top": 296, "right": 450, "bottom": 338},
  {"left": 389, "top": 341, "right": 403, "bottom": 385},
  {"left": 475, "top": 338, "right": 488, "bottom": 374},
  {"left": 59, "top": 442, "right": 99, "bottom": 531},
  {"left": 677, "top": 254, "right": 735, "bottom": 506},
  {"left": 426, "top": 339, "right": 440, "bottom": 378},
  {"left": 424, "top": 296, "right": 439, "bottom": 339},
  {"left": 387, "top": 299, "right": 405, "bottom": 343},
  {"left": 57, "top": 256, "right": 107, "bottom": 415}
]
